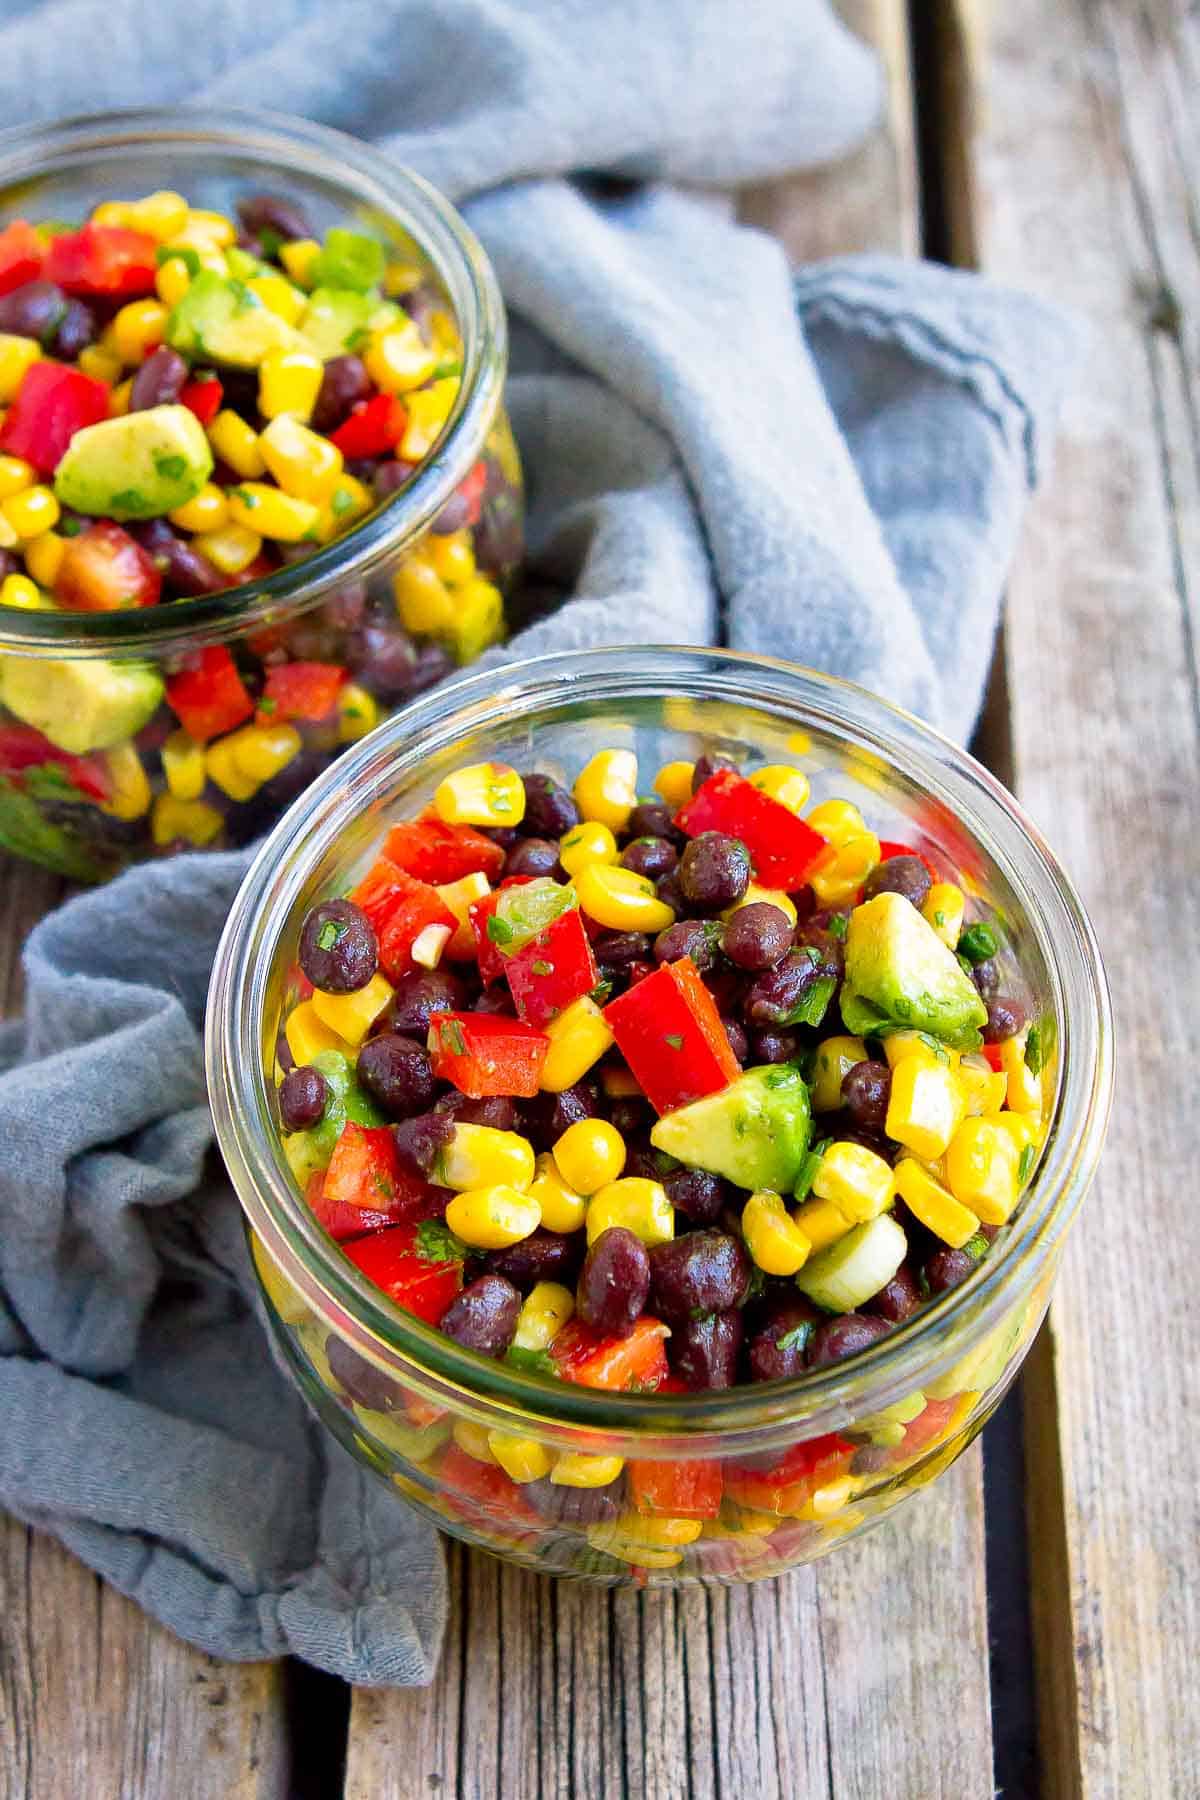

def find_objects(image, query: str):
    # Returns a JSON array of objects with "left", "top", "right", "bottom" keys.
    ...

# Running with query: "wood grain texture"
[{"left": 949, "top": 0, "right": 1200, "bottom": 1793}]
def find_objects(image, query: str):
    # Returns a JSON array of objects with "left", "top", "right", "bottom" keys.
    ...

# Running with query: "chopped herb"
[
  {"left": 892, "top": 996, "right": 913, "bottom": 1021},
  {"left": 344, "top": 325, "right": 370, "bottom": 352},
  {"left": 258, "top": 228, "right": 284, "bottom": 259},
  {"left": 331, "top": 488, "right": 356, "bottom": 517},
  {"left": 964, "top": 1233, "right": 989, "bottom": 1261},
  {"left": 486, "top": 914, "right": 514, "bottom": 945},
  {"left": 156, "top": 244, "right": 201, "bottom": 276},
  {"left": 783, "top": 973, "right": 836, "bottom": 1029},
  {"left": 561, "top": 831, "right": 583, "bottom": 850},
  {"left": 934, "top": 910, "right": 946, "bottom": 929},
  {"left": 1024, "top": 1025, "right": 1043, "bottom": 1075},
  {"left": 793, "top": 1139, "right": 831, "bottom": 1201},
  {"left": 414, "top": 1218, "right": 468, "bottom": 1264},
  {"left": 229, "top": 486, "right": 259, "bottom": 509},
  {"left": 664, "top": 1033, "right": 684, "bottom": 1050},
  {"left": 227, "top": 277, "right": 261, "bottom": 311},
  {"left": 588, "top": 979, "right": 613, "bottom": 1005},
  {"left": 531, "top": 959, "right": 554, "bottom": 977},
  {"left": 370, "top": 1169, "right": 394, "bottom": 1200},
  {"left": 316, "top": 919, "right": 343, "bottom": 951},
  {"left": 733, "top": 1112, "right": 749, "bottom": 1138},
  {"left": 257, "top": 696, "right": 277, "bottom": 716},
  {"left": 504, "top": 1344, "right": 557, "bottom": 1378},
  {"left": 58, "top": 515, "right": 83, "bottom": 537},
  {"left": 109, "top": 488, "right": 147, "bottom": 512},
  {"left": 440, "top": 1018, "right": 467, "bottom": 1057},
  {"left": 433, "top": 356, "right": 463, "bottom": 379},
  {"left": 802, "top": 944, "right": 823, "bottom": 966},
  {"left": 828, "top": 912, "right": 848, "bottom": 941},
  {"left": 153, "top": 452, "right": 188, "bottom": 482},
  {"left": 653, "top": 1149, "right": 681, "bottom": 1176},
  {"left": 763, "top": 1066, "right": 798, "bottom": 1089},
  {"left": 1018, "top": 1142, "right": 1036, "bottom": 1184},
  {"left": 776, "top": 1321, "right": 815, "bottom": 1354},
  {"left": 958, "top": 922, "right": 999, "bottom": 965}
]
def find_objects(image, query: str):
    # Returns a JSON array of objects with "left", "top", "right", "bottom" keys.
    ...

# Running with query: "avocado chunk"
[
  {"left": 54, "top": 405, "right": 213, "bottom": 521},
  {"left": 840, "top": 891, "right": 987, "bottom": 1051},
  {"left": 650, "top": 1063, "right": 812, "bottom": 1193},
  {"left": 0, "top": 655, "right": 164, "bottom": 755},
  {"left": 165, "top": 269, "right": 297, "bottom": 367},
  {"left": 296, "top": 288, "right": 401, "bottom": 360}
]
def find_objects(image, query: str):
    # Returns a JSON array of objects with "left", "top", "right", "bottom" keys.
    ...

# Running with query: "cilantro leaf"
[
  {"left": 793, "top": 1137, "right": 832, "bottom": 1201},
  {"left": 1025, "top": 1025, "right": 1043, "bottom": 1075},
  {"left": 782, "top": 973, "right": 835, "bottom": 1029},
  {"left": 1018, "top": 1142, "right": 1036, "bottom": 1184},
  {"left": 439, "top": 1018, "right": 467, "bottom": 1057},
  {"left": 486, "top": 913, "right": 514, "bottom": 945},
  {"left": 414, "top": 1218, "right": 468, "bottom": 1264},
  {"left": 664, "top": 1033, "right": 684, "bottom": 1050},
  {"left": 957, "top": 922, "right": 998, "bottom": 965},
  {"left": 504, "top": 1344, "right": 558, "bottom": 1378},
  {"left": 776, "top": 1321, "right": 815, "bottom": 1354},
  {"left": 153, "top": 452, "right": 187, "bottom": 482}
]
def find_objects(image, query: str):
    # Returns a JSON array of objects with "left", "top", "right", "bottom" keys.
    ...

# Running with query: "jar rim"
[
  {"left": 206, "top": 647, "right": 1113, "bottom": 1452},
  {"left": 0, "top": 106, "right": 507, "bottom": 659}
]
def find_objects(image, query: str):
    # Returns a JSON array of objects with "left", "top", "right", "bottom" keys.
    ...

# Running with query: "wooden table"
[{"left": 3, "top": 3, "right": 1197, "bottom": 1795}]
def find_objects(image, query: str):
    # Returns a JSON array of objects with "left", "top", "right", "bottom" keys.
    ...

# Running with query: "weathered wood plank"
[{"left": 947, "top": 1, "right": 1200, "bottom": 1793}]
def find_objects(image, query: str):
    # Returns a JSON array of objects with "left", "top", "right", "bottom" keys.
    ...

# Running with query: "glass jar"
[
  {"left": 0, "top": 109, "right": 521, "bottom": 881},
  {"left": 207, "top": 648, "right": 1112, "bottom": 1585}
]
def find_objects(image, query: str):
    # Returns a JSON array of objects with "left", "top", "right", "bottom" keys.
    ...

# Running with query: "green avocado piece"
[
  {"left": 281, "top": 1051, "right": 385, "bottom": 1188},
  {"left": 649, "top": 1063, "right": 812, "bottom": 1193},
  {"left": 297, "top": 287, "right": 373, "bottom": 360},
  {"left": 0, "top": 655, "right": 164, "bottom": 755},
  {"left": 165, "top": 269, "right": 297, "bottom": 367},
  {"left": 54, "top": 405, "right": 213, "bottom": 521},
  {"left": 309, "top": 228, "right": 386, "bottom": 293},
  {"left": 840, "top": 891, "right": 988, "bottom": 1051}
]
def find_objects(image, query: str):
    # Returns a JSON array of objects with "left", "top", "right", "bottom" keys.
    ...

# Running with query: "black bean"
[
  {"left": 298, "top": 898, "right": 377, "bottom": 993},
  {"left": 236, "top": 230, "right": 265, "bottom": 257},
  {"left": 503, "top": 837, "right": 561, "bottom": 879},
  {"left": 722, "top": 1016, "right": 750, "bottom": 1063},
  {"left": 159, "top": 538, "right": 228, "bottom": 597},
  {"left": 483, "top": 826, "right": 521, "bottom": 851},
  {"left": 850, "top": 1444, "right": 893, "bottom": 1477},
  {"left": 751, "top": 1028, "right": 799, "bottom": 1064},
  {"left": 743, "top": 951, "right": 828, "bottom": 1028},
  {"left": 654, "top": 871, "right": 686, "bottom": 917},
  {"left": 525, "top": 1475, "right": 623, "bottom": 1526},
  {"left": 691, "top": 752, "right": 740, "bottom": 793},
  {"left": 747, "top": 1294, "right": 822, "bottom": 1381},
  {"left": 350, "top": 625, "right": 420, "bottom": 701},
  {"left": 356, "top": 1032, "right": 435, "bottom": 1118},
  {"left": 609, "top": 1096, "right": 652, "bottom": 1138},
  {"left": 983, "top": 996, "right": 1028, "bottom": 1043},
  {"left": 522, "top": 773, "right": 580, "bottom": 839},
  {"left": 865, "top": 1262, "right": 922, "bottom": 1323},
  {"left": 807, "top": 1313, "right": 891, "bottom": 1367},
  {"left": 411, "top": 643, "right": 453, "bottom": 693},
  {"left": 326, "top": 1335, "right": 402, "bottom": 1411},
  {"left": 577, "top": 1227, "right": 651, "bottom": 1338},
  {"left": 662, "top": 1166, "right": 728, "bottom": 1226},
  {"left": 343, "top": 457, "right": 380, "bottom": 487},
  {"left": 310, "top": 353, "right": 372, "bottom": 435},
  {"left": 722, "top": 902, "right": 793, "bottom": 970},
  {"left": 862, "top": 854, "right": 932, "bottom": 909},
  {"left": 279, "top": 1064, "right": 329, "bottom": 1132},
  {"left": 649, "top": 1230, "right": 751, "bottom": 1325},
  {"left": 473, "top": 989, "right": 517, "bottom": 1017},
  {"left": 236, "top": 191, "right": 314, "bottom": 243},
  {"left": 621, "top": 836, "right": 678, "bottom": 880},
  {"left": 430, "top": 488, "right": 473, "bottom": 534},
  {"left": 624, "top": 961, "right": 656, "bottom": 989},
  {"left": 841, "top": 1059, "right": 892, "bottom": 1134},
  {"left": 387, "top": 968, "right": 466, "bottom": 1035},
  {"left": 436, "top": 1093, "right": 518, "bottom": 1131},
  {"left": 519, "top": 1082, "right": 598, "bottom": 1151},
  {"left": 0, "top": 279, "right": 66, "bottom": 342},
  {"left": 971, "top": 957, "right": 1001, "bottom": 1001},
  {"left": 628, "top": 801, "right": 676, "bottom": 839},
  {"left": 592, "top": 931, "right": 652, "bottom": 969},
  {"left": 0, "top": 549, "right": 20, "bottom": 582},
  {"left": 53, "top": 297, "right": 96, "bottom": 357},
  {"left": 820, "top": 1107, "right": 895, "bottom": 1164},
  {"left": 129, "top": 344, "right": 188, "bottom": 411},
  {"left": 923, "top": 1246, "right": 978, "bottom": 1295},
  {"left": 438, "top": 1274, "right": 521, "bottom": 1357},
  {"left": 669, "top": 1310, "right": 744, "bottom": 1389},
  {"left": 653, "top": 917, "right": 719, "bottom": 971},
  {"left": 679, "top": 832, "right": 751, "bottom": 912},
  {"left": 374, "top": 458, "right": 419, "bottom": 498},
  {"left": 486, "top": 1228, "right": 586, "bottom": 1292},
  {"left": 393, "top": 1110, "right": 456, "bottom": 1178}
]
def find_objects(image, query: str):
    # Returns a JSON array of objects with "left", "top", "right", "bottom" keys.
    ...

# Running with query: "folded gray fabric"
[{"left": 0, "top": 0, "right": 1082, "bottom": 1684}]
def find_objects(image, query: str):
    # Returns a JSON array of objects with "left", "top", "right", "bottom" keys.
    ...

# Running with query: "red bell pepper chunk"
[
  {"left": 258, "top": 660, "right": 347, "bottom": 725},
  {"left": 43, "top": 223, "right": 158, "bottom": 297},
  {"left": 304, "top": 1169, "right": 397, "bottom": 1242},
  {"left": 550, "top": 1316, "right": 671, "bottom": 1391},
  {"left": 503, "top": 906, "right": 598, "bottom": 1026},
  {"left": 383, "top": 815, "right": 505, "bottom": 886},
  {"left": 165, "top": 645, "right": 255, "bottom": 742},
  {"left": 893, "top": 1393, "right": 963, "bottom": 1461},
  {"left": 877, "top": 840, "right": 943, "bottom": 884},
  {"left": 628, "top": 1458, "right": 724, "bottom": 1521},
  {"left": 329, "top": 393, "right": 408, "bottom": 458},
  {"left": 376, "top": 875, "right": 457, "bottom": 982},
  {"left": 982, "top": 1043, "right": 1005, "bottom": 1072},
  {"left": 452, "top": 458, "right": 488, "bottom": 526},
  {"left": 342, "top": 1218, "right": 464, "bottom": 1324},
  {"left": 724, "top": 1432, "right": 854, "bottom": 1515},
  {"left": 0, "top": 221, "right": 44, "bottom": 296},
  {"left": 52, "top": 519, "right": 162, "bottom": 611},
  {"left": 674, "top": 769, "right": 829, "bottom": 891},
  {"left": 603, "top": 956, "right": 740, "bottom": 1116},
  {"left": 0, "top": 361, "right": 111, "bottom": 474},
  {"left": 179, "top": 374, "right": 224, "bottom": 427},
  {"left": 467, "top": 877, "right": 535, "bottom": 987},
  {"left": 439, "top": 1443, "right": 536, "bottom": 1522},
  {"left": 428, "top": 1010, "right": 549, "bottom": 1099},
  {"left": 323, "top": 1121, "right": 403, "bottom": 1213},
  {"left": 0, "top": 722, "right": 111, "bottom": 803}
]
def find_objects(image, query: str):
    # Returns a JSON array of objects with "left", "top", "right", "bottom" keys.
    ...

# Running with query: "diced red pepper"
[
  {"left": 724, "top": 1432, "right": 854, "bottom": 1516},
  {"left": 383, "top": 815, "right": 505, "bottom": 886},
  {"left": 550, "top": 1316, "right": 671, "bottom": 1391},
  {"left": 674, "top": 769, "right": 829, "bottom": 891},
  {"left": 0, "top": 361, "right": 111, "bottom": 474},
  {"left": 503, "top": 906, "right": 598, "bottom": 1026},
  {"left": 374, "top": 874, "right": 457, "bottom": 982},
  {"left": 628, "top": 1458, "right": 723, "bottom": 1520},
  {"left": 438, "top": 1443, "right": 535, "bottom": 1523},
  {"left": 342, "top": 1219, "right": 464, "bottom": 1324},
  {"left": 179, "top": 375, "right": 224, "bottom": 427},
  {"left": 0, "top": 221, "right": 44, "bottom": 296},
  {"left": 603, "top": 957, "right": 740, "bottom": 1116},
  {"left": 877, "top": 840, "right": 943, "bottom": 883},
  {"left": 165, "top": 645, "right": 255, "bottom": 742},
  {"left": 982, "top": 1043, "right": 1005, "bottom": 1072},
  {"left": 43, "top": 223, "right": 157, "bottom": 297},
  {"left": 52, "top": 519, "right": 162, "bottom": 612},
  {"left": 304, "top": 1169, "right": 397, "bottom": 1242},
  {"left": 329, "top": 393, "right": 408, "bottom": 458},
  {"left": 467, "top": 878, "right": 534, "bottom": 987},
  {"left": 0, "top": 722, "right": 111, "bottom": 803},
  {"left": 323, "top": 1121, "right": 403, "bottom": 1214},
  {"left": 452, "top": 458, "right": 488, "bottom": 527},
  {"left": 258, "top": 660, "right": 347, "bottom": 725},
  {"left": 893, "top": 1394, "right": 964, "bottom": 1461},
  {"left": 428, "top": 1010, "right": 548, "bottom": 1099}
]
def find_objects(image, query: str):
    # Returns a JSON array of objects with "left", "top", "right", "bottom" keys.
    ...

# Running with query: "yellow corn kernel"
[
  {"left": 575, "top": 863, "right": 675, "bottom": 934},
  {"left": 154, "top": 256, "right": 193, "bottom": 308},
  {"left": 392, "top": 555, "right": 454, "bottom": 634},
  {"left": 314, "top": 472, "right": 373, "bottom": 543},
  {"left": 621, "top": 1512, "right": 704, "bottom": 1548},
  {"left": 226, "top": 481, "right": 320, "bottom": 543},
  {"left": 0, "top": 515, "right": 18, "bottom": 552},
  {"left": 586, "top": 1522, "right": 682, "bottom": 1569},
  {"left": 170, "top": 483, "right": 231, "bottom": 535},
  {"left": 0, "top": 334, "right": 40, "bottom": 402},
  {"left": 812, "top": 1141, "right": 896, "bottom": 1222},
  {"left": 957, "top": 1054, "right": 1007, "bottom": 1117},
  {"left": 882, "top": 1030, "right": 957, "bottom": 1070},
  {"left": 161, "top": 729, "right": 207, "bottom": 801},
  {"left": 177, "top": 208, "right": 236, "bottom": 249},
  {"left": 284, "top": 999, "right": 351, "bottom": 1067},
  {"left": 204, "top": 735, "right": 261, "bottom": 801},
  {"left": 487, "top": 1432, "right": 552, "bottom": 1484},
  {"left": 310, "top": 970, "right": 394, "bottom": 1046},
  {"left": 96, "top": 743, "right": 151, "bottom": 820},
  {"left": 89, "top": 200, "right": 132, "bottom": 229},
  {"left": 539, "top": 995, "right": 614, "bottom": 1093},
  {"left": 334, "top": 681, "right": 379, "bottom": 744},
  {"left": 399, "top": 376, "right": 460, "bottom": 460},
  {"left": 438, "top": 1123, "right": 536, "bottom": 1192},
  {"left": 110, "top": 299, "right": 168, "bottom": 366},
  {"left": 558, "top": 819, "right": 619, "bottom": 878},
  {"left": 280, "top": 237, "right": 321, "bottom": 287},
  {"left": 653, "top": 759, "right": 694, "bottom": 811},
  {"left": 749, "top": 763, "right": 811, "bottom": 813},
  {"left": 585, "top": 1176, "right": 674, "bottom": 1247},
  {"left": 129, "top": 189, "right": 190, "bottom": 239},
  {"left": 22, "top": 531, "right": 65, "bottom": 589},
  {"left": 806, "top": 797, "right": 867, "bottom": 847},
  {"left": 809, "top": 830, "right": 881, "bottom": 908},
  {"left": 1000, "top": 1034, "right": 1043, "bottom": 1116},
  {"left": 427, "top": 529, "right": 476, "bottom": 586},
  {"left": 945, "top": 1117, "right": 1021, "bottom": 1226},
  {"left": 364, "top": 319, "right": 438, "bottom": 393},
  {"left": 894, "top": 1158, "right": 980, "bottom": 1249},
  {"left": 809, "top": 1034, "right": 869, "bottom": 1112},
  {"left": 792, "top": 1194, "right": 853, "bottom": 1253},
  {"left": 553, "top": 1118, "right": 626, "bottom": 1195},
  {"left": 923, "top": 882, "right": 966, "bottom": 948},
  {"left": 108, "top": 377, "right": 134, "bottom": 416},
  {"left": 245, "top": 272, "right": 306, "bottom": 325},
  {"left": 511, "top": 1280, "right": 575, "bottom": 1352},
  {"left": 427, "top": 308, "right": 461, "bottom": 357},
  {"left": 796, "top": 1475, "right": 855, "bottom": 1523},
  {"left": 550, "top": 1452, "right": 625, "bottom": 1489},
  {"left": 191, "top": 523, "right": 262, "bottom": 577},
  {"left": 574, "top": 747, "right": 638, "bottom": 832},
  {"left": 75, "top": 344, "right": 120, "bottom": 390},
  {"left": 257, "top": 347, "right": 325, "bottom": 424},
  {"left": 451, "top": 1419, "right": 496, "bottom": 1464},
  {"left": 995, "top": 1110, "right": 1038, "bottom": 1157},
  {"left": 1, "top": 484, "right": 59, "bottom": 539},
  {"left": 207, "top": 409, "right": 267, "bottom": 478},
  {"left": 600, "top": 1062, "right": 642, "bottom": 1098},
  {"left": 383, "top": 258, "right": 423, "bottom": 297},
  {"left": 0, "top": 455, "right": 34, "bottom": 498},
  {"left": 0, "top": 568, "right": 44, "bottom": 607},
  {"left": 445, "top": 1184, "right": 541, "bottom": 1250},
  {"left": 742, "top": 1190, "right": 811, "bottom": 1275},
  {"left": 445, "top": 574, "right": 504, "bottom": 664},
  {"left": 528, "top": 1153, "right": 588, "bottom": 1234},
  {"left": 149, "top": 791, "right": 224, "bottom": 849},
  {"left": 433, "top": 760, "right": 525, "bottom": 828},
  {"left": 434, "top": 870, "right": 491, "bottom": 958},
  {"left": 228, "top": 720, "right": 302, "bottom": 784},
  {"left": 259, "top": 413, "right": 343, "bottom": 503},
  {"left": 886, "top": 1054, "right": 966, "bottom": 1160},
  {"left": 723, "top": 882, "right": 798, "bottom": 927}
]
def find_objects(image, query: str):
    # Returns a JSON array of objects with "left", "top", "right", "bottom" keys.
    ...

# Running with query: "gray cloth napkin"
[{"left": 0, "top": 0, "right": 1081, "bottom": 1684}]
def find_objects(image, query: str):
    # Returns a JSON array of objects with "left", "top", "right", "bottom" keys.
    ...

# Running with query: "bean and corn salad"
[
  {"left": 0, "top": 193, "right": 521, "bottom": 877},
  {"left": 269, "top": 742, "right": 1052, "bottom": 1556}
]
